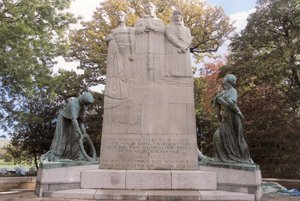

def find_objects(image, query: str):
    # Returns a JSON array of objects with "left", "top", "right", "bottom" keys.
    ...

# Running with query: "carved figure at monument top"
[
  {"left": 212, "top": 74, "right": 253, "bottom": 164},
  {"left": 105, "top": 11, "right": 134, "bottom": 107},
  {"left": 166, "top": 10, "right": 193, "bottom": 77},
  {"left": 41, "top": 92, "right": 97, "bottom": 163},
  {"left": 134, "top": 2, "right": 165, "bottom": 80}
]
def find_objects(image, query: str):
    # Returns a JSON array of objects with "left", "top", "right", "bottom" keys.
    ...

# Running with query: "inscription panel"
[{"left": 100, "top": 135, "right": 198, "bottom": 170}]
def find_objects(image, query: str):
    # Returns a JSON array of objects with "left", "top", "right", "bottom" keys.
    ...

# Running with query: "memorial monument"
[
  {"left": 100, "top": 4, "right": 198, "bottom": 171},
  {"left": 39, "top": 4, "right": 262, "bottom": 201}
]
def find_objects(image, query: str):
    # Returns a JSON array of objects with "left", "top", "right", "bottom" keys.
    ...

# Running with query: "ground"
[{"left": 0, "top": 191, "right": 300, "bottom": 201}]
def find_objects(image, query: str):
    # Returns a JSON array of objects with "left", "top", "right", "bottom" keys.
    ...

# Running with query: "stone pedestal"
[
  {"left": 35, "top": 164, "right": 98, "bottom": 195},
  {"left": 199, "top": 165, "right": 262, "bottom": 201},
  {"left": 81, "top": 169, "right": 217, "bottom": 190}
]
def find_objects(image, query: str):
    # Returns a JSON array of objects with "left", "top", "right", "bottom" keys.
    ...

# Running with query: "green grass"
[{"left": 0, "top": 159, "right": 31, "bottom": 171}]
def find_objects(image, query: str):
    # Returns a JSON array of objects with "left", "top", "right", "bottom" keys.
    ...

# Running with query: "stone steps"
[{"left": 43, "top": 189, "right": 255, "bottom": 201}]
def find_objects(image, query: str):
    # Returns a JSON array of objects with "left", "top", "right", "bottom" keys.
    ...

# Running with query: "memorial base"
[
  {"left": 199, "top": 164, "right": 262, "bottom": 201},
  {"left": 35, "top": 163, "right": 98, "bottom": 196},
  {"left": 41, "top": 169, "right": 257, "bottom": 201}
]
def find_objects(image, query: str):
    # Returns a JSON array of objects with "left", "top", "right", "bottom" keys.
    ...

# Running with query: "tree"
[
  {"left": 195, "top": 62, "right": 223, "bottom": 155},
  {"left": 221, "top": 0, "right": 300, "bottom": 178},
  {"left": 0, "top": 0, "right": 80, "bottom": 167},
  {"left": 68, "top": 0, "right": 234, "bottom": 86}
]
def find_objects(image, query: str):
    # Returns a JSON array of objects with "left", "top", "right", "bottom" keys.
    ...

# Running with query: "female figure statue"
[
  {"left": 105, "top": 11, "right": 134, "bottom": 108},
  {"left": 212, "top": 74, "right": 253, "bottom": 164},
  {"left": 41, "top": 92, "right": 96, "bottom": 162}
]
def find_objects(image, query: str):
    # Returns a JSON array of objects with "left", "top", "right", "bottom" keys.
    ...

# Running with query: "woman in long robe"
[
  {"left": 41, "top": 93, "right": 94, "bottom": 162},
  {"left": 213, "top": 74, "right": 253, "bottom": 164}
]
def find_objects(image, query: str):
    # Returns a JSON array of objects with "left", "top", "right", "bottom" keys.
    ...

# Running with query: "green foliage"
[
  {"left": 68, "top": 0, "right": 234, "bottom": 86},
  {"left": 195, "top": 62, "right": 224, "bottom": 156},
  {"left": 222, "top": 0, "right": 300, "bottom": 178},
  {"left": 0, "top": 0, "right": 81, "bottom": 168}
]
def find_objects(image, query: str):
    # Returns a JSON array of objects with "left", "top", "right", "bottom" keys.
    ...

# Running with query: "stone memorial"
[
  {"left": 40, "top": 4, "right": 262, "bottom": 201},
  {"left": 100, "top": 4, "right": 198, "bottom": 171}
]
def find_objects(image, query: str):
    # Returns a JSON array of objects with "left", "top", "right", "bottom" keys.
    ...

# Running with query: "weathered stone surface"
[
  {"left": 199, "top": 165, "right": 262, "bottom": 201},
  {"left": 81, "top": 169, "right": 126, "bottom": 189},
  {"left": 171, "top": 170, "right": 217, "bottom": 190},
  {"left": 99, "top": 3, "right": 198, "bottom": 170},
  {"left": 148, "top": 190, "right": 200, "bottom": 201},
  {"left": 126, "top": 170, "right": 171, "bottom": 189},
  {"left": 35, "top": 164, "right": 98, "bottom": 194},
  {"left": 45, "top": 189, "right": 97, "bottom": 199},
  {"left": 199, "top": 190, "right": 255, "bottom": 201},
  {"left": 95, "top": 189, "right": 148, "bottom": 200}
]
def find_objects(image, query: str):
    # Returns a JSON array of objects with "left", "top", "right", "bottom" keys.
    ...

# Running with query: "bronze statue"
[
  {"left": 41, "top": 92, "right": 96, "bottom": 163},
  {"left": 212, "top": 74, "right": 253, "bottom": 164}
]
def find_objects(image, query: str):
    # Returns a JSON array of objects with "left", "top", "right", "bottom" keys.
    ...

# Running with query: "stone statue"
[
  {"left": 212, "top": 74, "right": 253, "bottom": 164},
  {"left": 41, "top": 92, "right": 97, "bottom": 163},
  {"left": 105, "top": 11, "right": 134, "bottom": 107},
  {"left": 134, "top": 2, "right": 165, "bottom": 79},
  {"left": 166, "top": 10, "right": 193, "bottom": 77}
]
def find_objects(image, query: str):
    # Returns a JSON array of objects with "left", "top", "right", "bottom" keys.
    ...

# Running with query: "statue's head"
[
  {"left": 172, "top": 10, "right": 183, "bottom": 23},
  {"left": 116, "top": 11, "right": 126, "bottom": 23},
  {"left": 143, "top": 2, "right": 156, "bottom": 16},
  {"left": 79, "top": 92, "right": 94, "bottom": 106},
  {"left": 224, "top": 74, "right": 237, "bottom": 87}
]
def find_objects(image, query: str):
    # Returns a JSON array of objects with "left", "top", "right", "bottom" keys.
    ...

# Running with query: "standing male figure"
[
  {"left": 166, "top": 10, "right": 193, "bottom": 77},
  {"left": 134, "top": 2, "right": 165, "bottom": 80}
]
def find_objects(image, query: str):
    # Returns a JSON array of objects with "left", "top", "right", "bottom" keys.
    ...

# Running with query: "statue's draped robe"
[
  {"left": 165, "top": 22, "right": 193, "bottom": 77},
  {"left": 41, "top": 98, "right": 85, "bottom": 162},
  {"left": 105, "top": 26, "right": 133, "bottom": 108},
  {"left": 213, "top": 88, "right": 252, "bottom": 163},
  {"left": 134, "top": 16, "right": 165, "bottom": 80}
]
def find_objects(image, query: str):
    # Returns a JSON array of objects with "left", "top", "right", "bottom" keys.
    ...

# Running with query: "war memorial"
[{"left": 36, "top": 3, "right": 262, "bottom": 201}]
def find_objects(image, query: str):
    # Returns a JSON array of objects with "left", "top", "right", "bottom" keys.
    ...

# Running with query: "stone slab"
[
  {"left": 126, "top": 170, "right": 171, "bottom": 190},
  {"left": 81, "top": 169, "right": 217, "bottom": 191},
  {"left": 35, "top": 164, "right": 98, "bottom": 194},
  {"left": 199, "top": 165, "right": 262, "bottom": 201},
  {"left": 171, "top": 170, "right": 217, "bottom": 190},
  {"left": 37, "top": 164, "right": 98, "bottom": 183},
  {"left": 81, "top": 169, "right": 126, "bottom": 189},
  {"left": 44, "top": 189, "right": 97, "bottom": 199},
  {"left": 43, "top": 189, "right": 255, "bottom": 201},
  {"left": 148, "top": 190, "right": 200, "bottom": 201},
  {"left": 95, "top": 189, "right": 148, "bottom": 200},
  {"left": 200, "top": 190, "right": 255, "bottom": 201}
]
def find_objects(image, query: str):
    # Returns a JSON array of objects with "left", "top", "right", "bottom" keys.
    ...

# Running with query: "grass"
[{"left": 0, "top": 159, "right": 31, "bottom": 171}]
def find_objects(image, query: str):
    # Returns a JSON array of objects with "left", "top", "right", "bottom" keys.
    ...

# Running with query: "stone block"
[
  {"left": 126, "top": 170, "right": 171, "bottom": 189},
  {"left": 171, "top": 170, "right": 217, "bottom": 190},
  {"left": 148, "top": 190, "right": 200, "bottom": 201},
  {"left": 37, "top": 164, "right": 98, "bottom": 183},
  {"left": 48, "top": 183, "right": 80, "bottom": 191},
  {"left": 81, "top": 169, "right": 126, "bottom": 189},
  {"left": 46, "top": 189, "right": 97, "bottom": 199},
  {"left": 199, "top": 166, "right": 262, "bottom": 201},
  {"left": 95, "top": 189, "right": 148, "bottom": 200},
  {"left": 199, "top": 190, "right": 255, "bottom": 201},
  {"left": 199, "top": 166, "right": 261, "bottom": 186}
]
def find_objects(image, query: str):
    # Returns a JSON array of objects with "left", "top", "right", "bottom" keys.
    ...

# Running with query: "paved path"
[{"left": 1, "top": 191, "right": 300, "bottom": 201}]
